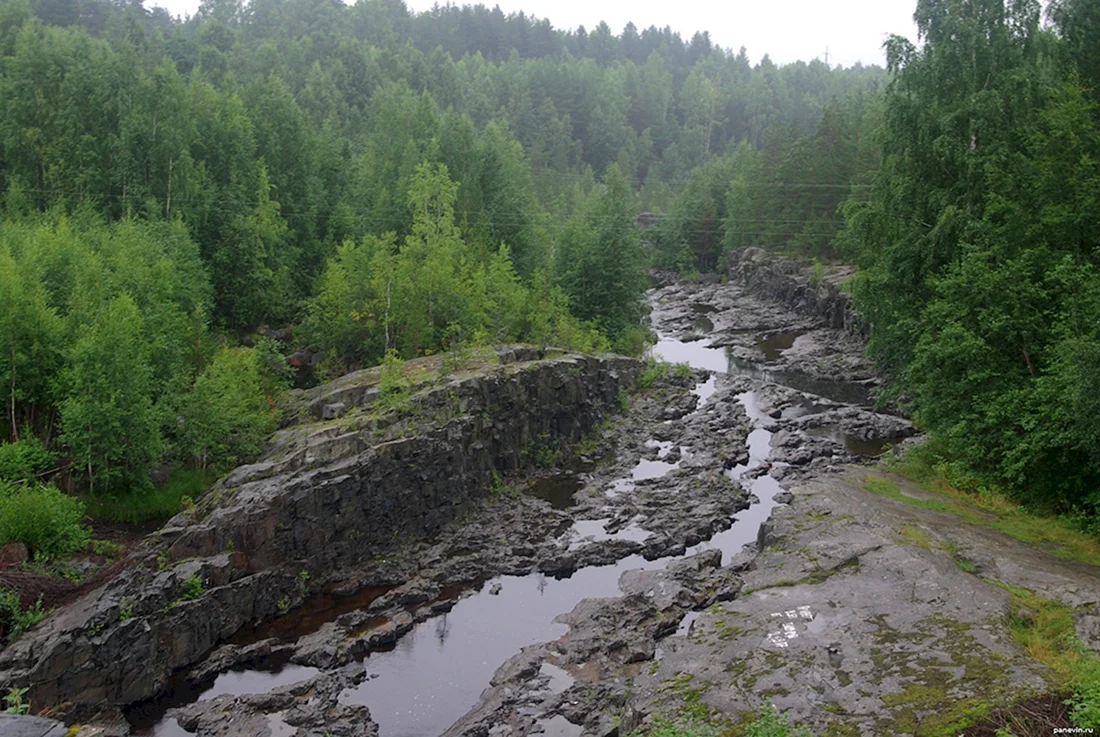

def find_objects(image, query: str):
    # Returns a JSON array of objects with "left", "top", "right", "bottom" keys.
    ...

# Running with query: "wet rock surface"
[{"left": 171, "top": 668, "right": 372, "bottom": 737}]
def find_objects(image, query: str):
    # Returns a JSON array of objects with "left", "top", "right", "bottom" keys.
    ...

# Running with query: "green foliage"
[
  {"left": 0, "top": 435, "right": 54, "bottom": 482},
  {"left": 253, "top": 337, "right": 294, "bottom": 400},
  {"left": 171, "top": 574, "right": 205, "bottom": 606},
  {"left": 82, "top": 469, "right": 214, "bottom": 526},
  {"left": 840, "top": 0, "right": 1100, "bottom": 521},
  {"left": 743, "top": 704, "right": 813, "bottom": 737},
  {"left": 642, "top": 719, "right": 722, "bottom": 737},
  {"left": 488, "top": 472, "right": 509, "bottom": 497},
  {"left": 0, "top": 589, "right": 46, "bottom": 642},
  {"left": 1069, "top": 657, "right": 1100, "bottom": 729},
  {"left": 60, "top": 293, "right": 162, "bottom": 494},
  {"left": 555, "top": 165, "right": 648, "bottom": 343},
  {"left": 0, "top": 0, "right": 891, "bottom": 516},
  {"left": 523, "top": 434, "right": 561, "bottom": 469},
  {"left": 176, "top": 347, "right": 278, "bottom": 472},
  {"left": 307, "top": 166, "right": 611, "bottom": 374},
  {"left": 638, "top": 358, "right": 695, "bottom": 390},
  {"left": 2, "top": 685, "right": 29, "bottom": 715},
  {"left": 376, "top": 350, "right": 413, "bottom": 415},
  {"left": 0, "top": 480, "right": 90, "bottom": 560}
]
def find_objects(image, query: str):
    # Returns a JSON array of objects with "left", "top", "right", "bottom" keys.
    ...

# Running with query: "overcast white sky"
[{"left": 151, "top": 0, "right": 922, "bottom": 68}]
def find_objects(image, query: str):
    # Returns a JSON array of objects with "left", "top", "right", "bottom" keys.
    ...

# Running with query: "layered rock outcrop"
[
  {"left": 726, "top": 246, "right": 865, "bottom": 335},
  {"left": 0, "top": 347, "right": 639, "bottom": 718}
]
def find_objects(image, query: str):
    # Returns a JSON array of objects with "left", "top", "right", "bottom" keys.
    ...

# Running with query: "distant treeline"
[{"left": 0, "top": 0, "right": 882, "bottom": 500}]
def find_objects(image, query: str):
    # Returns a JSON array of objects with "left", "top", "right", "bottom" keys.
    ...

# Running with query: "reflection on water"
[
  {"left": 806, "top": 426, "right": 892, "bottom": 457},
  {"left": 728, "top": 357, "right": 874, "bottom": 407},
  {"left": 753, "top": 330, "right": 806, "bottom": 362},
  {"left": 692, "top": 316, "right": 715, "bottom": 333},
  {"left": 129, "top": 663, "right": 321, "bottom": 736},
  {"left": 524, "top": 475, "right": 583, "bottom": 509},
  {"left": 340, "top": 558, "right": 665, "bottom": 737},
  {"left": 652, "top": 338, "right": 729, "bottom": 373}
]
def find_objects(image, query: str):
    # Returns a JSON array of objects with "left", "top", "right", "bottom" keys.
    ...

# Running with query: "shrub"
[
  {"left": 0, "top": 436, "right": 55, "bottom": 483},
  {"left": 0, "top": 588, "right": 47, "bottom": 641},
  {"left": 1069, "top": 656, "right": 1100, "bottom": 729},
  {"left": 0, "top": 481, "right": 90, "bottom": 560},
  {"left": 377, "top": 349, "right": 412, "bottom": 414},
  {"left": 176, "top": 347, "right": 279, "bottom": 472},
  {"left": 3, "top": 686, "right": 30, "bottom": 714},
  {"left": 638, "top": 358, "right": 694, "bottom": 390}
]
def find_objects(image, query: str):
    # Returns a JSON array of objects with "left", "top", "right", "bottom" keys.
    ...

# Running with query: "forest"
[{"left": 0, "top": 0, "right": 1098, "bottom": 547}]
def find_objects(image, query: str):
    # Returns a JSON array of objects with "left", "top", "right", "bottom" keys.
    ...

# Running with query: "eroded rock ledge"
[
  {"left": 725, "top": 246, "right": 866, "bottom": 335},
  {"left": 0, "top": 346, "right": 639, "bottom": 719}
]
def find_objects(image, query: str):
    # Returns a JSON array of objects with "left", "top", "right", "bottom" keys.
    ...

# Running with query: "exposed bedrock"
[
  {"left": 725, "top": 246, "right": 866, "bottom": 335},
  {"left": 0, "top": 347, "right": 640, "bottom": 719}
]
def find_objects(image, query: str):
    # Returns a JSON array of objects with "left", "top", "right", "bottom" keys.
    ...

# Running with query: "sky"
[{"left": 150, "top": 0, "right": 922, "bottom": 68}]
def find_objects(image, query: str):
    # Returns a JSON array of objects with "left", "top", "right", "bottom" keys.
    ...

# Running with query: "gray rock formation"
[
  {"left": 727, "top": 246, "right": 866, "bottom": 335},
  {"left": 0, "top": 715, "right": 68, "bottom": 737},
  {"left": 0, "top": 347, "right": 639, "bottom": 720}
]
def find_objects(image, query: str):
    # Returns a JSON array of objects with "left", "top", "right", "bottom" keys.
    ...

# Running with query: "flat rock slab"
[
  {"left": 0, "top": 714, "right": 69, "bottom": 737},
  {"left": 633, "top": 466, "right": 1100, "bottom": 735}
]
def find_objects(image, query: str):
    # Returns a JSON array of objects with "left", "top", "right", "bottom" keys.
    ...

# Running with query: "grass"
[
  {"left": 638, "top": 357, "right": 694, "bottom": 390},
  {"left": 898, "top": 524, "right": 933, "bottom": 550},
  {"left": 82, "top": 468, "right": 216, "bottom": 526},
  {"left": 863, "top": 452, "right": 1100, "bottom": 566},
  {"left": 986, "top": 581, "right": 1100, "bottom": 729}
]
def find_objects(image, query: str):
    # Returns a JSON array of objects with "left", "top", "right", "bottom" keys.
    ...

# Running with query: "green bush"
[
  {"left": 377, "top": 349, "right": 412, "bottom": 414},
  {"left": 0, "top": 436, "right": 55, "bottom": 483},
  {"left": 0, "top": 481, "right": 90, "bottom": 560},
  {"left": 638, "top": 358, "right": 694, "bottom": 390},
  {"left": 176, "top": 347, "right": 279, "bottom": 472},
  {"left": 0, "top": 588, "right": 47, "bottom": 641},
  {"left": 644, "top": 719, "right": 722, "bottom": 737},
  {"left": 1069, "top": 656, "right": 1100, "bottom": 729}
]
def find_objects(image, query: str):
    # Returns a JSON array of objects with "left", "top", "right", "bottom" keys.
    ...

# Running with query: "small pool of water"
[
  {"left": 728, "top": 358, "right": 875, "bottom": 407},
  {"left": 129, "top": 662, "right": 321, "bottom": 736},
  {"left": 754, "top": 330, "right": 807, "bottom": 362},
  {"left": 525, "top": 475, "right": 584, "bottom": 509},
  {"left": 782, "top": 400, "right": 831, "bottom": 420},
  {"left": 692, "top": 315, "right": 715, "bottom": 333},
  {"left": 806, "top": 427, "right": 893, "bottom": 457},
  {"left": 339, "top": 557, "right": 666, "bottom": 737},
  {"left": 652, "top": 338, "right": 730, "bottom": 374}
]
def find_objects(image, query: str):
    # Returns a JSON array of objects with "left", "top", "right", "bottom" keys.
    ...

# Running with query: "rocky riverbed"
[
  {"left": 7, "top": 252, "right": 1098, "bottom": 737},
  {"left": 122, "top": 269, "right": 917, "bottom": 737}
]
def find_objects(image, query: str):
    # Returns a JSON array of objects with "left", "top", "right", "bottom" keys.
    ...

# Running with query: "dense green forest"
[
  {"left": 656, "top": 0, "right": 1100, "bottom": 528},
  {"left": 1, "top": 0, "right": 1097, "bottom": 539},
  {"left": 844, "top": 0, "right": 1100, "bottom": 525},
  {"left": 0, "top": 0, "right": 884, "bottom": 521}
]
